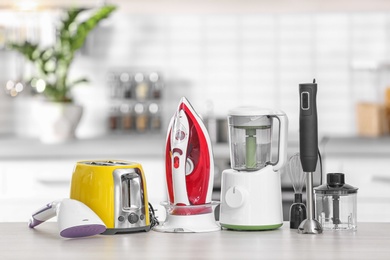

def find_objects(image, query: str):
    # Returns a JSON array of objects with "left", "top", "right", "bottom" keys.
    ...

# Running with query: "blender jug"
[{"left": 228, "top": 107, "right": 287, "bottom": 171}]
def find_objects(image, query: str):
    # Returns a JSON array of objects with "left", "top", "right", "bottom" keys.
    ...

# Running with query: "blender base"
[
  {"left": 297, "top": 219, "right": 323, "bottom": 234},
  {"left": 219, "top": 166, "right": 284, "bottom": 231},
  {"left": 153, "top": 202, "right": 220, "bottom": 233}
]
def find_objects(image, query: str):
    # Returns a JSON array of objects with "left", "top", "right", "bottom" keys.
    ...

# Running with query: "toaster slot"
[
  {"left": 113, "top": 168, "right": 148, "bottom": 230},
  {"left": 83, "top": 160, "right": 132, "bottom": 166},
  {"left": 121, "top": 173, "right": 142, "bottom": 210}
]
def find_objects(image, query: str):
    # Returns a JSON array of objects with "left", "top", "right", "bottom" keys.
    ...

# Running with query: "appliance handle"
[
  {"left": 171, "top": 110, "right": 191, "bottom": 205},
  {"left": 29, "top": 200, "right": 60, "bottom": 228},
  {"left": 269, "top": 114, "right": 288, "bottom": 171}
]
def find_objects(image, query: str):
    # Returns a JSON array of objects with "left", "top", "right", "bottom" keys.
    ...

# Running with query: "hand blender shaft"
[{"left": 298, "top": 79, "right": 323, "bottom": 234}]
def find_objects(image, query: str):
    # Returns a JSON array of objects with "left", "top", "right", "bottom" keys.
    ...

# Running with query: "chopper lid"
[{"left": 314, "top": 173, "right": 358, "bottom": 195}]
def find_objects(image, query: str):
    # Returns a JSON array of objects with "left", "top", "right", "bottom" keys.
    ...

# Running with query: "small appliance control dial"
[
  {"left": 128, "top": 213, "right": 139, "bottom": 224},
  {"left": 175, "top": 130, "right": 186, "bottom": 141},
  {"left": 225, "top": 186, "right": 245, "bottom": 208}
]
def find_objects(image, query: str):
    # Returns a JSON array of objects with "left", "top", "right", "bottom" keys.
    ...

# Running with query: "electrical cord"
[
  {"left": 148, "top": 202, "right": 159, "bottom": 228},
  {"left": 318, "top": 149, "right": 323, "bottom": 185}
]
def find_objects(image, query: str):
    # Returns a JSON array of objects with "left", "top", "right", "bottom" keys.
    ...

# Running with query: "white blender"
[{"left": 219, "top": 107, "right": 288, "bottom": 230}]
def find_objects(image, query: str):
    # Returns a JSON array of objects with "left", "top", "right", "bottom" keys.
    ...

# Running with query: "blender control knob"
[{"left": 225, "top": 186, "right": 245, "bottom": 208}]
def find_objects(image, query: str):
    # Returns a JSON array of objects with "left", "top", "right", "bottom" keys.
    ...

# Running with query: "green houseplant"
[
  {"left": 9, "top": 5, "right": 116, "bottom": 102},
  {"left": 8, "top": 5, "right": 116, "bottom": 143}
]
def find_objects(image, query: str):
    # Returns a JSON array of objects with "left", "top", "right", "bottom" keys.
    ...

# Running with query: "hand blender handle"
[{"left": 299, "top": 80, "right": 318, "bottom": 172}]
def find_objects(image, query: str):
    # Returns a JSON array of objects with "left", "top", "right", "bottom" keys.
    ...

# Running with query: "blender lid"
[
  {"left": 228, "top": 106, "right": 286, "bottom": 127},
  {"left": 229, "top": 106, "right": 286, "bottom": 117},
  {"left": 314, "top": 173, "right": 358, "bottom": 195}
]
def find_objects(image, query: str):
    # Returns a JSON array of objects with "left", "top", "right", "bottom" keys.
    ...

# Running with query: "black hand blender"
[{"left": 297, "top": 79, "right": 323, "bottom": 234}]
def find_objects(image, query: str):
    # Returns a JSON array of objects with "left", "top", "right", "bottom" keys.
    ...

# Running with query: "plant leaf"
[
  {"left": 6, "top": 5, "right": 116, "bottom": 103},
  {"left": 59, "top": 8, "right": 85, "bottom": 46},
  {"left": 69, "top": 78, "right": 89, "bottom": 88},
  {"left": 70, "top": 5, "right": 116, "bottom": 51},
  {"left": 8, "top": 41, "right": 39, "bottom": 61}
]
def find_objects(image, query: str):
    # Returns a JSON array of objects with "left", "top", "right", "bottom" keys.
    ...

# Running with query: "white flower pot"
[{"left": 37, "top": 102, "right": 83, "bottom": 144}]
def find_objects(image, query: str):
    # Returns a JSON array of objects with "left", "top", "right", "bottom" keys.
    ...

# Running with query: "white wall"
[{"left": 1, "top": 11, "right": 390, "bottom": 138}]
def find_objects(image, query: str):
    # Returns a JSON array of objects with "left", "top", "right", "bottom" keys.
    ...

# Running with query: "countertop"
[
  {"left": 322, "top": 135, "right": 390, "bottom": 157},
  {"left": 0, "top": 134, "right": 166, "bottom": 159},
  {"left": 2, "top": 134, "right": 389, "bottom": 160},
  {"left": 1, "top": 222, "right": 390, "bottom": 259}
]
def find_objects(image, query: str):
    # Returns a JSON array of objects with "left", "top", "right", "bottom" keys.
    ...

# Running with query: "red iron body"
[{"left": 165, "top": 97, "right": 214, "bottom": 214}]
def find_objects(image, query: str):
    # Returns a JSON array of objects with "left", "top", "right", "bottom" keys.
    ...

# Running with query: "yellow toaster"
[{"left": 70, "top": 160, "right": 150, "bottom": 234}]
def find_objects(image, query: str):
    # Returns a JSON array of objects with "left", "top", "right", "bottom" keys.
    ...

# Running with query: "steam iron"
[{"left": 153, "top": 97, "right": 220, "bottom": 233}]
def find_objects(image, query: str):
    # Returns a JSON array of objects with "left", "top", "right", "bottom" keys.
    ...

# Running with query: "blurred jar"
[
  {"left": 120, "top": 103, "right": 133, "bottom": 130},
  {"left": 149, "top": 103, "right": 161, "bottom": 131},
  {"left": 107, "top": 72, "right": 119, "bottom": 99},
  {"left": 109, "top": 104, "right": 121, "bottom": 130},
  {"left": 134, "top": 103, "right": 148, "bottom": 132},
  {"left": 149, "top": 72, "right": 162, "bottom": 99},
  {"left": 119, "top": 72, "right": 133, "bottom": 99},
  {"left": 135, "top": 73, "right": 149, "bottom": 100}
]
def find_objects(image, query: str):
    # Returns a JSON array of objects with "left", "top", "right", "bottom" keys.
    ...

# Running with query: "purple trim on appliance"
[
  {"left": 60, "top": 224, "right": 106, "bottom": 238},
  {"left": 32, "top": 203, "right": 53, "bottom": 217},
  {"left": 29, "top": 203, "right": 53, "bottom": 228},
  {"left": 28, "top": 217, "right": 44, "bottom": 228}
]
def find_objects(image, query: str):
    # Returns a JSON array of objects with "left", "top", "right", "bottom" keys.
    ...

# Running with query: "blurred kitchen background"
[{"left": 1, "top": 0, "right": 390, "bottom": 223}]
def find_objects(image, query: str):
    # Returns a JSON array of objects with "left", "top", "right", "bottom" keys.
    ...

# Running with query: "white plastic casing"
[
  {"left": 219, "top": 165, "right": 283, "bottom": 228},
  {"left": 57, "top": 199, "right": 105, "bottom": 235}
]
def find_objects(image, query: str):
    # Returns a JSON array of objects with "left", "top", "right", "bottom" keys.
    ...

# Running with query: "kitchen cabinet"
[
  {"left": 0, "top": 160, "right": 72, "bottom": 222},
  {"left": 0, "top": 136, "right": 167, "bottom": 222},
  {"left": 3, "top": 135, "right": 388, "bottom": 223},
  {"left": 322, "top": 136, "right": 390, "bottom": 222},
  {"left": 324, "top": 157, "right": 390, "bottom": 222},
  {"left": 0, "top": 158, "right": 167, "bottom": 222}
]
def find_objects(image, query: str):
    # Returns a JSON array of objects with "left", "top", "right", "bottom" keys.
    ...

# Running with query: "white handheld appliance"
[
  {"left": 219, "top": 107, "right": 288, "bottom": 230},
  {"left": 29, "top": 198, "right": 106, "bottom": 238}
]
